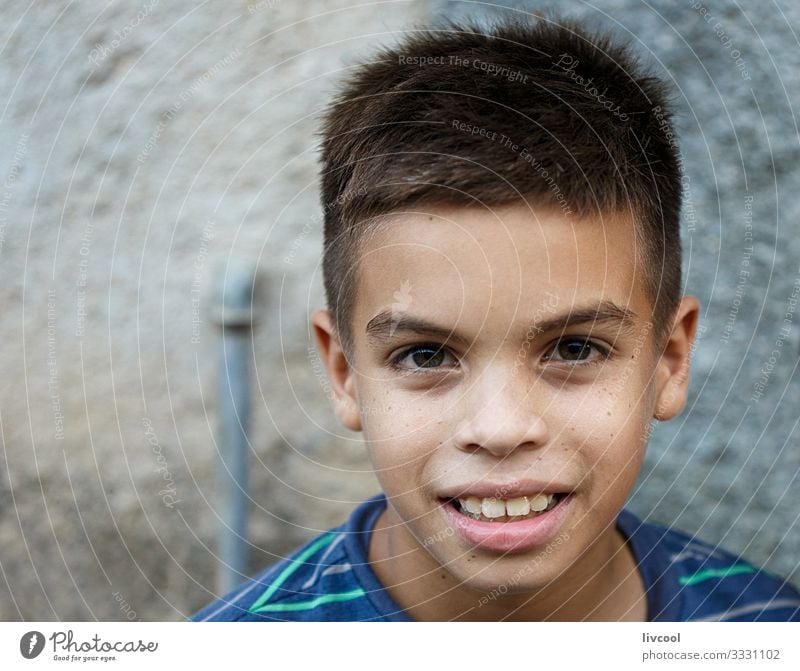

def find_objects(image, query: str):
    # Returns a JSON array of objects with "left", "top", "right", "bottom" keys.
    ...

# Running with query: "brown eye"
[
  {"left": 547, "top": 338, "right": 609, "bottom": 364},
  {"left": 391, "top": 344, "right": 456, "bottom": 372},
  {"left": 557, "top": 339, "right": 593, "bottom": 360}
]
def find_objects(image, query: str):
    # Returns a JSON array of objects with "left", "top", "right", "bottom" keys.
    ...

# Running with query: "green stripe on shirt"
[
  {"left": 248, "top": 532, "right": 338, "bottom": 612},
  {"left": 679, "top": 563, "right": 756, "bottom": 586},
  {"left": 251, "top": 588, "right": 367, "bottom": 613}
]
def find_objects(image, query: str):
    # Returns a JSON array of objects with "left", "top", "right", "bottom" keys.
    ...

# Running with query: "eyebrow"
[{"left": 364, "top": 300, "right": 639, "bottom": 347}]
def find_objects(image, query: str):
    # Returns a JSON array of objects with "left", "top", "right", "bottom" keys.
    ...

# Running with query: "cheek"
[
  {"left": 360, "top": 377, "right": 446, "bottom": 439},
  {"left": 591, "top": 415, "right": 650, "bottom": 515},
  {"left": 557, "top": 377, "right": 651, "bottom": 479},
  {"left": 360, "top": 403, "right": 439, "bottom": 487}
]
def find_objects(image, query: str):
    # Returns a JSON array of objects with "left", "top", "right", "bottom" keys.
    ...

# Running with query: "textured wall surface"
[
  {"left": 1, "top": 0, "right": 798, "bottom": 621},
  {"left": 0, "top": 0, "right": 428, "bottom": 621}
]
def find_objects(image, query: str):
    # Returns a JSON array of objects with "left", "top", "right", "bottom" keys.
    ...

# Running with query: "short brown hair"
[{"left": 319, "top": 16, "right": 683, "bottom": 357}]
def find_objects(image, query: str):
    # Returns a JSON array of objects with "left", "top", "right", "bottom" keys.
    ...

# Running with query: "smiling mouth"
[{"left": 439, "top": 493, "right": 570, "bottom": 523}]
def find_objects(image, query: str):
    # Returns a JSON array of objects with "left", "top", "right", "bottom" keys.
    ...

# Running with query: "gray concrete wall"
[
  {"left": 1, "top": 0, "right": 798, "bottom": 621},
  {"left": 0, "top": 0, "right": 427, "bottom": 621}
]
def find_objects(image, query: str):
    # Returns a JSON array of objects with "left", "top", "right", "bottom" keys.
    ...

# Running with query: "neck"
[{"left": 368, "top": 504, "right": 647, "bottom": 621}]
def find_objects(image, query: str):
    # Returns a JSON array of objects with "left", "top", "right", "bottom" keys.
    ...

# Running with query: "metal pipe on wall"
[{"left": 212, "top": 261, "right": 258, "bottom": 595}]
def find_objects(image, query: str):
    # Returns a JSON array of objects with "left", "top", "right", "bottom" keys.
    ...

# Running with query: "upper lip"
[{"left": 437, "top": 479, "right": 575, "bottom": 500}]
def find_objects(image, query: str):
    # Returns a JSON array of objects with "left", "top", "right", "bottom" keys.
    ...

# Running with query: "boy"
[{"left": 192, "top": 17, "right": 800, "bottom": 621}]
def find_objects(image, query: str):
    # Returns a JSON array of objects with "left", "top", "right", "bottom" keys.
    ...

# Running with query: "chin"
[{"left": 441, "top": 552, "right": 562, "bottom": 596}]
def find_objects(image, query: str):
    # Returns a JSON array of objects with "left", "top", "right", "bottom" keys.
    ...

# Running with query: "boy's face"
[{"left": 313, "top": 202, "right": 698, "bottom": 596}]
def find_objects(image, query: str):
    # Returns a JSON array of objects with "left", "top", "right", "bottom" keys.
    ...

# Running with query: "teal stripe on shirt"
[
  {"left": 251, "top": 588, "right": 367, "bottom": 614},
  {"left": 679, "top": 563, "right": 756, "bottom": 586},
  {"left": 248, "top": 532, "right": 337, "bottom": 612}
]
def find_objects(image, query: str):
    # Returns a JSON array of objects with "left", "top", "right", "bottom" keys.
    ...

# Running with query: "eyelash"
[{"left": 389, "top": 338, "right": 611, "bottom": 374}]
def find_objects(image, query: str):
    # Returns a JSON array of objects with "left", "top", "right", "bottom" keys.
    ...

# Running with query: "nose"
[{"left": 453, "top": 364, "right": 549, "bottom": 458}]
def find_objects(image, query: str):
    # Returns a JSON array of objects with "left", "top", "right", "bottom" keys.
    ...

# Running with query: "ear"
[
  {"left": 653, "top": 296, "right": 701, "bottom": 421},
  {"left": 310, "top": 308, "right": 362, "bottom": 432}
]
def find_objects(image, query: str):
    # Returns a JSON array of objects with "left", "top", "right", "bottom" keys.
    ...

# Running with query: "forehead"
[{"left": 352, "top": 202, "right": 650, "bottom": 339}]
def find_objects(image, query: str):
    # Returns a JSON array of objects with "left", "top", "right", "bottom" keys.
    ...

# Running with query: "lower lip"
[{"left": 440, "top": 494, "right": 573, "bottom": 554}]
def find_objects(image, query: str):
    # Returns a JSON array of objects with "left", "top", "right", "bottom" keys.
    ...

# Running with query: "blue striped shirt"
[{"left": 191, "top": 493, "right": 800, "bottom": 622}]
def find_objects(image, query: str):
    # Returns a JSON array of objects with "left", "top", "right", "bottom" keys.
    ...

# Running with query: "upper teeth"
[{"left": 457, "top": 494, "right": 555, "bottom": 518}]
